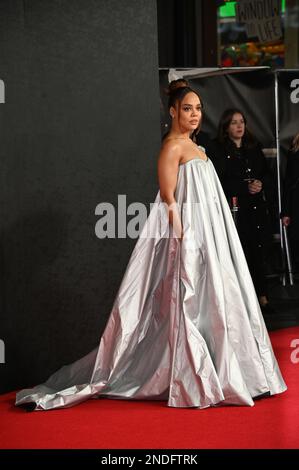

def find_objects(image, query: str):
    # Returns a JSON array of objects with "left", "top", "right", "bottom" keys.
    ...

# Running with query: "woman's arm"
[{"left": 157, "top": 142, "right": 183, "bottom": 240}]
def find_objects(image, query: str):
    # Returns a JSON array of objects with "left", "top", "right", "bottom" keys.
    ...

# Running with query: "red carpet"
[{"left": 1, "top": 327, "right": 299, "bottom": 449}]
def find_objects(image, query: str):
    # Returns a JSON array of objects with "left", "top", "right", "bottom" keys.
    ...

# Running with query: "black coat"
[
  {"left": 210, "top": 140, "right": 273, "bottom": 247},
  {"left": 195, "top": 135, "right": 273, "bottom": 295},
  {"left": 281, "top": 149, "right": 299, "bottom": 241}
]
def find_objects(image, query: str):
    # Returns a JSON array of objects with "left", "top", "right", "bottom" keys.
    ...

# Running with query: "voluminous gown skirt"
[{"left": 16, "top": 156, "right": 287, "bottom": 410}]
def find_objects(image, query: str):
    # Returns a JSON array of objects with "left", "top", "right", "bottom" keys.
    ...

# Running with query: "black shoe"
[{"left": 260, "top": 303, "right": 278, "bottom": 315}]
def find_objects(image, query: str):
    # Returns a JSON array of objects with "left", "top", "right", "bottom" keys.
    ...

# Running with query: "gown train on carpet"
[{"left": 16, "top": 152, "right": 287, "bottom": 410}]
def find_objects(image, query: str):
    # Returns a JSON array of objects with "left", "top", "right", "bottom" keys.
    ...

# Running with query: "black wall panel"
[{"left": 0, "top": 0, "right": 160, "bottom": 393}]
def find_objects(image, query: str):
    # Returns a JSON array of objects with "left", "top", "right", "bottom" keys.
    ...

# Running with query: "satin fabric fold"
[{"left": 16, "top": 156, "right": 287, "bottom": 410}]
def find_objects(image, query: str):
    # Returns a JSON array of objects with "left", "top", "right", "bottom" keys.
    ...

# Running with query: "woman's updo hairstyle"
[
  {"left": 164, "top": 79, "right": 203, "bottom": 141},
  {"left": 166, "top": 78, "right": 203, "bottom": 111}
]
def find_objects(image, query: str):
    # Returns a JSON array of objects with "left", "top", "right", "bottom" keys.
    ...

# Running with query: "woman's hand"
[
  {"left": 282, "top": 216, "right": 291, "bottom": 227},
  {"left": 248, "top": 179, "right": 262, "bottom": 194},
  {"left": 169, "top": 213, "right": 184, "bottom": 242}
]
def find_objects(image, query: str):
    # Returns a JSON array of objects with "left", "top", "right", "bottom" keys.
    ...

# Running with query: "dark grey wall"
[{"left": 0, "top": 0, "right": 161, "bottom": 393}]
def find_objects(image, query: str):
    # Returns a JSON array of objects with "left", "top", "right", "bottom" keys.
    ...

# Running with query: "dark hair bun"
[{"left": 166, "top": 78, "right": 190, "bottom": 96}]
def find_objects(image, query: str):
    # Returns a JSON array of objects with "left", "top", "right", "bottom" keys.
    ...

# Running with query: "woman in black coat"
[
  {"left": 214, "top": 109, "right": 273, "bottom": 312},
  {"left": 281, "top": 132, "right": 299, "bottom": 272}
]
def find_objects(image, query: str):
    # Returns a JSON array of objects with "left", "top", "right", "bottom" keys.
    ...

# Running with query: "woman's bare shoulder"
[{"left": 160, "top": 139, "right": 182, "bottom": 158}]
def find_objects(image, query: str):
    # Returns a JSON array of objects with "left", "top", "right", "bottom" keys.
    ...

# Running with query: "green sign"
[{"left": 219, "top": 0, "right": 285, "bottom": 18}]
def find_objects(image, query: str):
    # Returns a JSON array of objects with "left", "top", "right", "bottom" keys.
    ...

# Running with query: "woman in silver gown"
[{"left": 16, "top": 81, "right": 287, "bottom": 411}]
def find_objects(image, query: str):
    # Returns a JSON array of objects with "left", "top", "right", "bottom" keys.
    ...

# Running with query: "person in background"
[
  {"left": 281, "top": 131, "right": 299, "bottom": 273},
  {"left": 195, "top": 129, "right": 218, "bottom": 158},
  {"left": 214, "top": 108, "right": 275, "bottom": 314}
]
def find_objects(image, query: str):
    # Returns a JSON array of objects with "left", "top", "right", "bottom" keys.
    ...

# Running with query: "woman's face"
[
  {"left": 228, "top": 113, "right": 245, "bottom": 140},
  {"left": 171, "top": 92, "right": 202, "bottom": 132}
]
